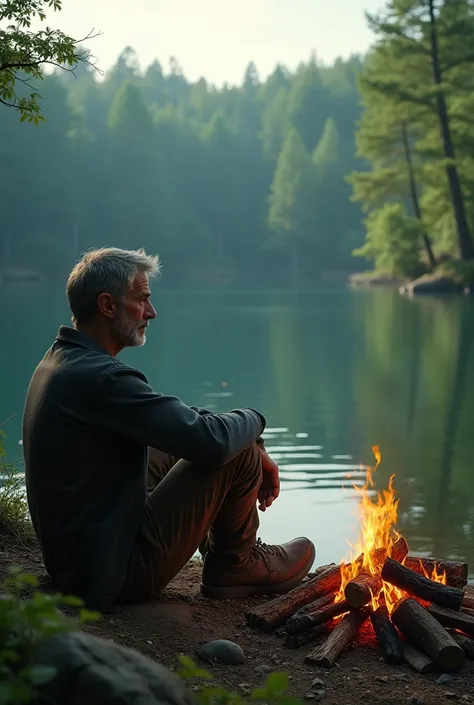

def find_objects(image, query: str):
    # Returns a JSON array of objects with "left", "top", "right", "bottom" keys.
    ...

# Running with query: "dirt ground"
[{"left": 2, "top": 543, "right": 474, "bottom": 705}]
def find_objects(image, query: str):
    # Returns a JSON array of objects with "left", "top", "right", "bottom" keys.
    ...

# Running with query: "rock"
[
  {"left": 376, "top": 676, "right": 389, "bottom": 684},
  {"left": 313, "top": 689, "right": 326, "bottom": 701},
  {"left": 254, "top": 663, "right": 273, "bottom": 674},
  {"left": 311, "top": 678, "right": 325, "bottom": 690},
  {"left": 409, "top": 697, "right": 425, "bottom": 705},
  {"left": 238, "top": 683, "right": 252, "bottom": 695},
  {"left": 405, "top": 274, "right": 463, "bottom": 296},
  {"left": 438, "top": 675, "right": 455, "bottom": 686},
  {"left": 198, "top": 639, "right": 245, "bottom": 665},
  {"left": 444, "top": 694, "right": 459, "bottom": 701},
  {"left": 31, "top": 631, "right": 195, "bottom": 705}
]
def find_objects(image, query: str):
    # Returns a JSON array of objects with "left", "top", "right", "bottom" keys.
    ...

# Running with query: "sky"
[{"left": 45, "top": 0, "right": 384, "bottom": 86}]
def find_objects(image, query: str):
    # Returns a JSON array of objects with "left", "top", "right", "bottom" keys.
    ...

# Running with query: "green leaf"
[
  {"left": 79, "top": 608, "right": 101, "bottom": 622},
  {"left": 178, "top": 654, "right": 196, "bottom": 670},
  {"left": 60, "top": 595, "right": 84, "bottom": 607},
  {"left": 265, "top": 671, "right": 289, "bottom": 695}
]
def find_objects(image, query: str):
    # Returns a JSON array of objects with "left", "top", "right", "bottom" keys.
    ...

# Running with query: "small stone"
[
  {"left": 409, "top": 697, "right": 425, "bottom": 705},
  {"left": 444, "top": 694, "right": 459, "bottom": 701},
  {"left": 255, "top": 663, "right": 273, "bottom": 674},
  {"left": 305, "top": 695, "right": 316, "bottom": 701},
  {"left": 238, "top": 683, "right": 251, "bottom": 695},
  {"left": 376, "top": 676, "right": 389, "bottom": 684},
  {"left": 312, "top": 690, "right": 326, "bottom": 702},
  {"left": 311, "top": 678, "right": 325, "bottom": 689},
  {"left": 352, "top": 667, "right": 361, "bottom": 672},
  {"left": 462, "top": 697, "right": 471, "bottom": 703},
  {"left": 438, "top": 675, "right": 455, "bottom": 686},
  {"left": 198, "top": 639, "right": 245, "bottom": 665}
]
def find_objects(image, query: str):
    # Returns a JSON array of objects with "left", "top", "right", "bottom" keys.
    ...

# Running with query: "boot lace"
[{"left": 250, "top": 537, "right": 286, "bottom": 568}]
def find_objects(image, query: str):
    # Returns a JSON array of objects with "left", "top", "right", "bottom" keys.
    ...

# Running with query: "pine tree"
[
  {"left": 364, "top": 0, "right": 474, "bottom": 259},
  {"left": 350, "top": 49, "right": 436, "bottom": 268},
  {"left": 268, "top": 128, "right": 316, "bottom": 283}
]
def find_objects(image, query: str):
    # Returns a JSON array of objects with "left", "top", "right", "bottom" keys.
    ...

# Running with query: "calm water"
[{"left": 1, "top": 283, "right": 474, "bottom": 576}]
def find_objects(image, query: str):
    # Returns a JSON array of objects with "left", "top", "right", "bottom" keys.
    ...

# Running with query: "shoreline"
[{"left": 2, "top": 541, "right": 474, "bottom": 704}]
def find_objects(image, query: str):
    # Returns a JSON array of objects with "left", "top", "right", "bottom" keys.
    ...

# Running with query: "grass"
[{"left": 0, "top": 430, "right": 36, "bottom": 550}]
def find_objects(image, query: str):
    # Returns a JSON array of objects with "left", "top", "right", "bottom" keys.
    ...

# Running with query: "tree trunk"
[
  {"left": 401, "top": 122, "right": 436, "bottom": 268},
  {"left": 428, "top": 0, "right": 474, "bottom": 260}
]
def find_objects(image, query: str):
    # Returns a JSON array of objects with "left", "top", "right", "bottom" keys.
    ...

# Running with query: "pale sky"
[{"left": 46, "top": 0, "right": 384, "bottom": 86}]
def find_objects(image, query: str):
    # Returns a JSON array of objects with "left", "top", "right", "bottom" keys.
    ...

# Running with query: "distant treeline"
[{"left": 0, "top": 49, "right": 366, "bottom": 285}]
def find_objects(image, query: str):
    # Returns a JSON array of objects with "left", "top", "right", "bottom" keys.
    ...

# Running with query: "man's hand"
[{"left": 258, "top": 447, "right": 280, "bottom": 512}]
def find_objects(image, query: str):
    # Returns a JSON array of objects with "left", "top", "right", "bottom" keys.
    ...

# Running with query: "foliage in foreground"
[
  {"left": 178, "top": 655, "right": 301, "bottom": 705},
  {"left": 0, "top": 431, "right": 35, "bottom": 547},
  {"left": 0, "top": 567, "right": 302, "bottom": 705},
  {"left": 0, "top": 566, "right": 100, "bottom": 704}
]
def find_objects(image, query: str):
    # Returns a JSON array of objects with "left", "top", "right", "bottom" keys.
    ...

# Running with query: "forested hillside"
[{"left": 0, "top": 48, "right": 366, "bottom": 285}]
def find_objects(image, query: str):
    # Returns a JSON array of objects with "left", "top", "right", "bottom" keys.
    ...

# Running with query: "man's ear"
[{"left": 97, "top": 292, "right": 117, "bottom": 319}]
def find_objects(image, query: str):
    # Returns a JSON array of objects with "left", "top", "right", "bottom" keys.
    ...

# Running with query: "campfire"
[{"left": 246, "top": 446, "right": 473, "bottom": 673}]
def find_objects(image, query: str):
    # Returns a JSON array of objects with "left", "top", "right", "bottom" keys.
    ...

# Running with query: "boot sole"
[{"left": 200, "top": 542, "right": 316, "bottom": 599}]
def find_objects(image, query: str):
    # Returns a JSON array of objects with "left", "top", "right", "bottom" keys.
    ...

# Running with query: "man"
[{"left": 22, "top": 247, "right": 315, "bottom": 612}]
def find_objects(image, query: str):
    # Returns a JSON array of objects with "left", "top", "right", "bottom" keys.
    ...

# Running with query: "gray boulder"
[{"left": 32, "top": 630, "right": 196, "bottom": 705}]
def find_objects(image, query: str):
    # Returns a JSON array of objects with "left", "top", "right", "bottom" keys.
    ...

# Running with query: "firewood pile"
[{"left": 245, "top": 538, "right": 472, "bottom": 674}]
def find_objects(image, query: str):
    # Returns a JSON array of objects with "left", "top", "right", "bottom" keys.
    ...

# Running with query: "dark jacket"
[{"left": 22, "top": 326, "right": 266, "bottom": 610}]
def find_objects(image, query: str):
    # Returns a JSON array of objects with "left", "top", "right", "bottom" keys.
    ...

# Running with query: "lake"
[{"left": 1, "top": 282, "right": 474, "bottom": 577}]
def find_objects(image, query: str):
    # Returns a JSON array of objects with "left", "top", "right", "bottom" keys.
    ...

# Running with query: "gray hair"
[{"left": 66, "top": 247, "right": 161, "bottom": 325}]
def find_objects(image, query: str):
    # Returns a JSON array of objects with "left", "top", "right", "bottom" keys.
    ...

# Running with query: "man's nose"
[{"left": 146, "top": 301, "right": 157, "bottom": 319}]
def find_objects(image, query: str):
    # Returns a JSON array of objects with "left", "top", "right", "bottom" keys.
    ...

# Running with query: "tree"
[
  {"left": 354, "top": 202, "right": 423, "bottom": 277},
  {"left": 365, "top": 0, "right": 474, "bottom": 259},
  {"left": 0, "top": 0, "right": 99, "bottom": 122},
  {"left": 350, "top": 49, "right": 437, "bottom": 267},
  {"left": 288, "top": 63, "right": 330, "bottom": 152},
  {"left": 268, "top": 128, "right": 316, "bottom": 283},
  {"left": 106, "top": 82, "right": 161, "bottom": 250}
]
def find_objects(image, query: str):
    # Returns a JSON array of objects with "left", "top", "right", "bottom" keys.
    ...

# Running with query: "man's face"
[{"left": 111, "top": 272, "right": 157, "bottom": 348}]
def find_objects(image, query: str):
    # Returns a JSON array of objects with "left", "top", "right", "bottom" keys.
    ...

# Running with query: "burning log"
[
  {"left": 381, "top": 558, "right": 464, "bottom": 611},
  {"left": 427, "top": 604, "right": 474, "bottom": 637},
  {"left": 370, "top": 605, "right": 404, "bottom": 664},
  {"left": 404, "top": 557, "right": 468, "bottom": 589},
  {"left": 245, "top": 565, "right": 342, "bottom": 632},
  {"left": 450, "top": 631, "right": 474, "bottom": 660},
  {"left": 403, "top": 643, "right": 436, "bottom": 674},
  {"left": 344, "top": 572, "right": 383, "bottom": 610},
  {"left": 344, "top": 536, "right": 409, "bottom": 609},
  {"left": 304, "top": 608, "right": 370, "bottom": 667},
  {"left": 392, "top": 598, "right": 465, "bottom": 672},
  {"left": 461, "top": 606, "right": 474, "bottom": 618},
  {"left": 285, "top": 594, "right": 348, "bottom": 635},
  {"left": 283, "top": 624, "right": 329, "bottom": 649}
]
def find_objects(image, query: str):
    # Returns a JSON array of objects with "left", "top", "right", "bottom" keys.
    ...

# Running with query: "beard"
[{"left": 111, "top": 307, "right": 148, "bottom": 348}]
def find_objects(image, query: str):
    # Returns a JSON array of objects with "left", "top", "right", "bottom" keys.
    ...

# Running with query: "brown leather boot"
[{"left": 200, "top": 537, "right": 315, "bottom": 598}]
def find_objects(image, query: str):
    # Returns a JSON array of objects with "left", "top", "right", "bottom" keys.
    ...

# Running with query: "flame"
[{"left": 334, "top": 446, "right": 446, "bottom": 616}]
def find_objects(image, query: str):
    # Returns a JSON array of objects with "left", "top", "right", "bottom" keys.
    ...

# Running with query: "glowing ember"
[{"left": 335, "top": 445, "right": 446, "bottom": 615}]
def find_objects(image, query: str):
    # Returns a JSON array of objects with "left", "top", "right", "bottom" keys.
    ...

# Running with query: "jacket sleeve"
[{"left": 93, "top": 363, "right": 266, "bottom": 466}]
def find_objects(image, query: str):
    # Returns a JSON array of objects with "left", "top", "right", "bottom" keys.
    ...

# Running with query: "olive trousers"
[{"left": 119, "top": 443, "right": 262, "bottom": 602}]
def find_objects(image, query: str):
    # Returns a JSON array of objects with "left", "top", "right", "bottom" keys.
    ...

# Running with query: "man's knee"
[{"left": 228, "top": 442, "right": 262, "bottom": 485}]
